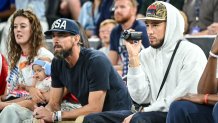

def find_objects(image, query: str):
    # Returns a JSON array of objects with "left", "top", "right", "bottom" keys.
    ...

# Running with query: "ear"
[{"left": 73, "top": 34, "right": 81, "bottom": 44}]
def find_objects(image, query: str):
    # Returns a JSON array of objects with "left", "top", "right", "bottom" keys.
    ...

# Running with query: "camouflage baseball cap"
[{"left": 140, "top": 2, "right": 167, "bottom": 21}]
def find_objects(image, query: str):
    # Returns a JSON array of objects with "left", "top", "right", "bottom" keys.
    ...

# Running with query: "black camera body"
[{"left": 121, "top": 30, "right": 142, "bottom": 41}]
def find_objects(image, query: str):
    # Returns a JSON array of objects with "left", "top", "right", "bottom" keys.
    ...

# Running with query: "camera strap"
[{"left": 156, "top": 39, "right": 182, "bottom": 100}]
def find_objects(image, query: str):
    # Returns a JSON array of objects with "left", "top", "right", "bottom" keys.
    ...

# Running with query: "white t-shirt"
[
  {"left": 35, "top": 77, "right": 51, "bottom": 92},
  {"left": 6, "top": 47, "right": 53, "bottom": 98}
]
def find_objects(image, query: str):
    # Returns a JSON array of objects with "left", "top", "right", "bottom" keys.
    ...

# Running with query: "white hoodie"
[{"left": 127, "top": 1, "right": 207, "bottom": 112}]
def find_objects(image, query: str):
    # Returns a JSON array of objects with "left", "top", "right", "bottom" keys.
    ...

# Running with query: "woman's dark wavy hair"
[
  {"left": 75, "top": 21, "right": 90, "bottom": 48},
  {"left": 7, "top": 9, "right": 45, "bottom": 70}
]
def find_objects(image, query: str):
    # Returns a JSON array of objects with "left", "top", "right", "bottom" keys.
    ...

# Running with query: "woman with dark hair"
[{"left": 75, "top": 20, "right": 90, "bottom": 48}]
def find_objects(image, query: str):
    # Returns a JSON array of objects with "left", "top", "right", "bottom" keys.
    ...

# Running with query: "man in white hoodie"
[{"left": 83, "top": 1, "right": 207, "bottom": 123}]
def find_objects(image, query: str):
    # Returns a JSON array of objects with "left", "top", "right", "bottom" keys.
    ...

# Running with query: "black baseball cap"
[{"left": 44, "top": 18, "right": 79, "bottom": 36}]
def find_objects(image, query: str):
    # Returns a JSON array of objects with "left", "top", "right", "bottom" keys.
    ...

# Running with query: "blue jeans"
[
  {"left": 213, "top": 103, "right": 218, "bottom": 123},
  {"left": 166, "top": 101, "right": 217, "bottom": 123}
]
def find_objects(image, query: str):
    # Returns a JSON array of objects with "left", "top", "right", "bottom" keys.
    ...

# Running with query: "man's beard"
[
  {"left": 150, "top": 39, "right": 164, "bottom": 49},
  {"left": 115, "top": 14, "right": 130, "bottom": 24},
  {"left": 54, "top": 45, "right": 72, "bottom": 60}
]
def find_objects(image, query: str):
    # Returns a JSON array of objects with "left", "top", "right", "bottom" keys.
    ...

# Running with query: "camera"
[{"left": 121, "top": 30, "right": 142, "bottom": 41}]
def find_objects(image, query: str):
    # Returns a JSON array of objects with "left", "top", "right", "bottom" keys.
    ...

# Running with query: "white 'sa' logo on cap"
[{"left": 51, "top": 19, "right": 66, "bottom": 30}]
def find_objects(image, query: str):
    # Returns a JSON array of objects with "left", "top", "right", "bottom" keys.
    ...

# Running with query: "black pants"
[{"left": 83, "top": 110, "right": 167, "bottom": 123}]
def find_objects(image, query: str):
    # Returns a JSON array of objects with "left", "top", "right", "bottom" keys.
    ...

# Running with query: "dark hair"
[
  {"left": 7, "top": 9, "right": 45, "bottom": 70},
  {"left": 75, "top": 21, "right": 90, "bottom": 48}
]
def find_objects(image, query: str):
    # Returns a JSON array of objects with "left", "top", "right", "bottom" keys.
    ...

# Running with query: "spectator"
[
  {"left": 99, "top": 19, "right": 117, "bottom": 57},
  {"left": 109, "top": 0, "right": 149, "bottom": 77},
  {"left": 59, "top": 0, "right": 81, "bottom": 20},
  {"left": 0, "top": 0, "right": 15, "bottom": 53},
  {"left": 166, "top": 34, "right": 218, "bottom": 123},
  {"left": 15, "top": 0, "right": 48, "bottom": 32},
  {"left": 0, "top": 0, "right": 15, "bottom": 22},
  {"left": 183, "top": 0, "right": 218, "bottom": 35},
  {"left": 137, "top": 0, "right": 184, "bottom": 18},
  {"left": 0, "top": 53, "right": 8, "bottom": 98},
  {"left": 83, "top": 1, "right": 207, "bottom": 123},
  {"left": 94, "top": 0, "right": 151, "bottom": 37},
  {"left": 94, "top": 0, "right": 114, "bottom": 36},
  {"left": 1, "top": 9, "right": 54, "bottom": 103},
  {"left": 45, "top": 0, "right": 84, "bottom": 29},
  {"left": 78, "top": 0, "right": 102, "bottom": 37},
  {"left": 32, "top": 18, "right": 132, "bottom": 122}
]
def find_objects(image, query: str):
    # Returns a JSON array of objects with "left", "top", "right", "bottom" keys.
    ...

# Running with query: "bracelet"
[
  {"left": 204, "top": 94, "right": 209, "bottom": 104},
  {"left": 57, "top": 111, "right": 62, "bottom": 121},
  {"left": 54, "top": 112, "right": 58, "bottom": 121},
  {"left": 209, "top": 51, "right": 218, "bottom": 58}
]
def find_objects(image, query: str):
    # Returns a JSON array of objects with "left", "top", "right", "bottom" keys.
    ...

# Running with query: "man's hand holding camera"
[{"left": 122, "top": 30, "right": 142, "bottom": 67}]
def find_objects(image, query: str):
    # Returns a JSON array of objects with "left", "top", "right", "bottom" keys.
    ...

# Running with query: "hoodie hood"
[{"left": 156, "top": 1, "right": 184, "bottom": 52}]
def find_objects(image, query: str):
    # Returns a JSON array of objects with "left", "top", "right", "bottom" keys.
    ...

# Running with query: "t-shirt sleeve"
[
  {"left": 51, "top": 59, "right": 64, "bottom": 88},
  {"left": 110, "top": 28, "right": 118, "bottom": 51},
  {"left": 87, "top": 55, "right": 111, "bottom": 92}
]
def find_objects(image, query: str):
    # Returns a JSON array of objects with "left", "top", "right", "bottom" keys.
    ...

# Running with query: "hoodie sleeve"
[{"left": 127, "top": 65, "right": 151, "bottom": 104}]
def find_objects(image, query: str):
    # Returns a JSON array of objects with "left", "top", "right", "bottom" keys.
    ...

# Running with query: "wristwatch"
[{"left": 54, "top": 111, "right": 62, "bottom": 121}]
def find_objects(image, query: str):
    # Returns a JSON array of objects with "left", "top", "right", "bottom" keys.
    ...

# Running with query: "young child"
[
  {"left": 98, "top": 19, "right": 117, "bottom": 57},
  {"left": 0, "top": 59, "right": 51, "bottom": 111}
]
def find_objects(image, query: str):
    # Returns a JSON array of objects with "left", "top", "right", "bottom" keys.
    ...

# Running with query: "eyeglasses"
[{"left": 99, "top": 30, "right": 111, "bottom": 34}]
